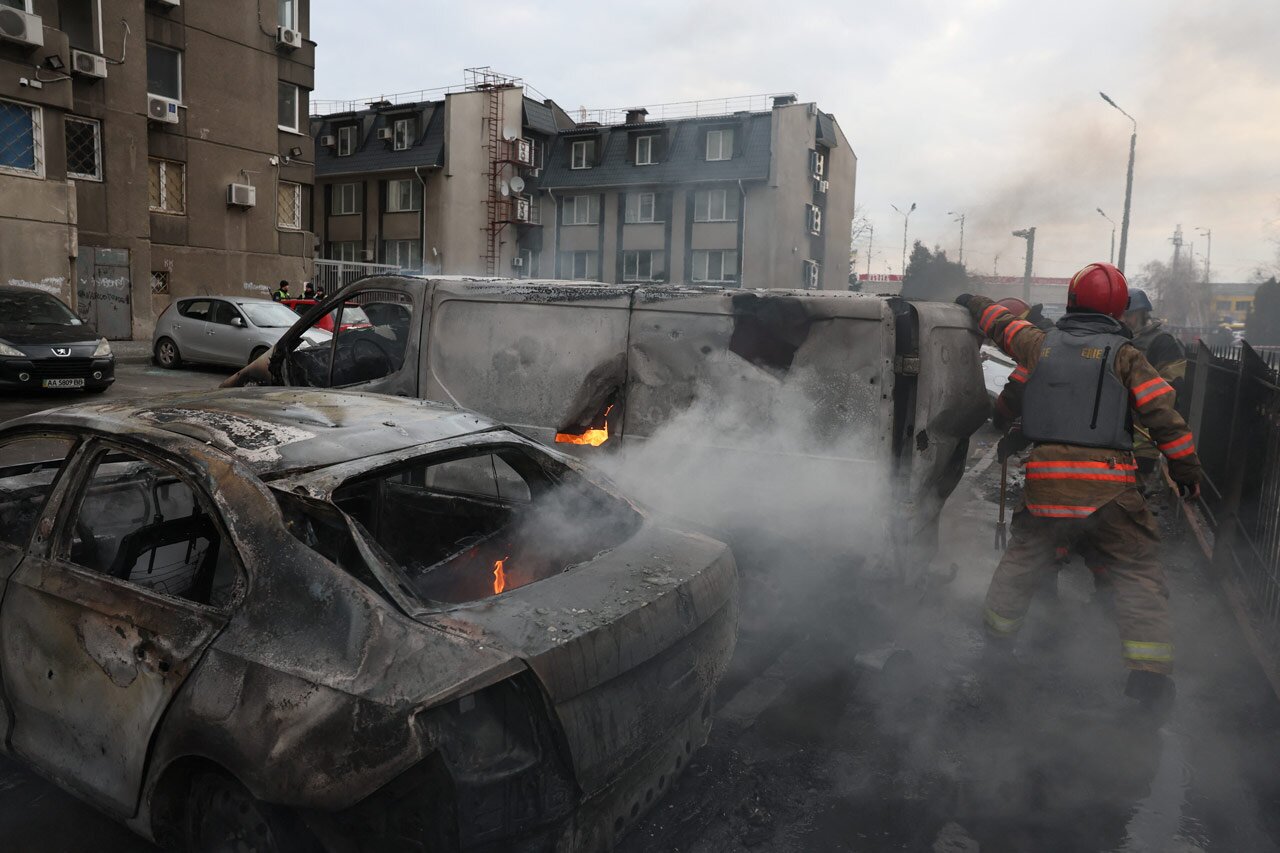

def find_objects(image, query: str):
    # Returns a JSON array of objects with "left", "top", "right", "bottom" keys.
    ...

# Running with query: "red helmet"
[
  {"left": 996, "top": 297, "right": 1032, "bottom": 318},
  {"left": 1067, "top": 262, "right": 1129, "bottom": 319}
]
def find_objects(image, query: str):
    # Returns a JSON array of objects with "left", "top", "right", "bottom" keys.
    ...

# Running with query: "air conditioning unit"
[
  {"left": 515, "top": 196, "right": 531, "bottom": 222},
  {"left": 810, "top": 150, "right": 825, "bottom": 179},
  {"left": 376, "top": 128, "right": 393, "bottom": 141},
  {"left": 803, "top": 260, "right": 820, "bottom": 289},
  {"left": 511, "top": 256, "right": 524, "bottom": 268},
  {"left": 277, "top": 27, "right": 301, "bottom": 49},
  {"left": 319, "top": 134, "right": 336, "bottom": 147},
  {"left": 516, "top": 138, "right": 533, "bottom": 165},
  {"left": 147, "top": 95, "right": 180, "bottom": 124},
  {"left": 227, "top": 183, "right": 256, "bottom": 207},
  {"left": 808, "top": 205, "right": 822, "bottom": 235},
  {"left": 71, "top": 49, "right": 108, "bottom": 79},
  {"left": 0, "top": 7, "right": 43, "bottom": 48},
  {"left": 816, "top": 179, "right": 830, "bottom": 194}
]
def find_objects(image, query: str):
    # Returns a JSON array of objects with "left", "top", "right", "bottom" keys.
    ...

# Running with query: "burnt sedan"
[
  {"left": 0, "top": 286, "right": 114, "bottom": 392},
  {"left": 0, "top": 389, "right": 737, "bottom": 852}
]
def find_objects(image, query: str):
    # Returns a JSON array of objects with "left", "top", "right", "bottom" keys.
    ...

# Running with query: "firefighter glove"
[
  {"left": 955, "top": 293, "right": 975, "bottom": 308},
  {"left": 997, "top": 428, "right": 1029, "bottom": 463}
]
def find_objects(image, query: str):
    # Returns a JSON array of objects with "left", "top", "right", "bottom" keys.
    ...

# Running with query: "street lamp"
[
  {"left": 1012, "top": 227, "right": 1037, "bottom": 304},
  {"left": 947, "top": 210, "right": 966, "bottom": 266},
  {"left": 1097, "top": 208, "right": 1116, "bottom": 264},
  {"left": 1099, "top": 92, "right": 1137, "bottom": 273},
  {"left": 1196, "top": 226, "right": 1212, "bottom": 282},
  {"left": 891, "top": 202, "right": 916, "bottom": 278}
]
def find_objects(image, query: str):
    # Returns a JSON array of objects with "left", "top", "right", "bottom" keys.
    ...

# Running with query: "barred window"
[
  {"left": 148, "top": 158, "right": 185, "bottom": 213},
  {"left": 150, "top": 271, "right": 170, "bottom": 294},
  {"left": 65, "top": 117, "right": 102, "bottom": 181},
  {"left": 277, "top": 181, "right": 302, "bottom": 230},
  {"left": 0, "top": 98, "right": 43, "bottom": 178}
]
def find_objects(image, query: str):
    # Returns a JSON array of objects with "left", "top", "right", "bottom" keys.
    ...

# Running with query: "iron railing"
[{"left": 312, "top": 259, "right": 406, "bottom": 295}]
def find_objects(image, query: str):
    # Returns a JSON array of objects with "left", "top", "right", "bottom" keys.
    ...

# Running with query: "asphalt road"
[{"left": 1, "top": 372, "right": 1279, "bottom": 852}]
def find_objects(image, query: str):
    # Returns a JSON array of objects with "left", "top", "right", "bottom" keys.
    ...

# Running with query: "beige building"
[{"left": 0, "top": 0, "right": 314, "bottom": 339}]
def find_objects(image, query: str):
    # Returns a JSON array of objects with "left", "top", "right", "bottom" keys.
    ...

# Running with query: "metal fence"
[
  {"left": 312, "top": 259, "right": 406, "bottom": 295},
  {"left": 1182, "top": 341, "right": 1280, "bottom": 692}
]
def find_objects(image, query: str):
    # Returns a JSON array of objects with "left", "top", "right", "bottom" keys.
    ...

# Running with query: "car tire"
[
  {"left": 183, "top": 771, "right": 320, "bottom": 853},
  {"left": 249, "top": 346, "right": 271, "bottom": 365},
  {"left": 155, "top": 337, "right": 183, "bottom": 369}
]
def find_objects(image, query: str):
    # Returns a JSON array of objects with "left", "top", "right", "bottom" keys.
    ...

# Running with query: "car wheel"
[
  {"left": 249, "top": 346, "right": 270, "bottom": 365},
  {"left": 155, "top": 337, "right": 183, "bottom": 369},
  {"left": 184, "top": 771, "right": 320, "bottom": 853}
]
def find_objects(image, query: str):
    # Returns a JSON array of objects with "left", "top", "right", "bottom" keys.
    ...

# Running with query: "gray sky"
[{"left": 313, "top": 0, "right": 1280, "bottom": 281}]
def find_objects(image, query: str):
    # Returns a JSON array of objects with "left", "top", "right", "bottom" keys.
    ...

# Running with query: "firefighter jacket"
[
  {"left": 1130, "top": 320, "right": 1187, "bottom": 458},
  {"left": 1022, "top": 316, "right": 1134, "bottom": 449},
  {"left": 969, "top": 296, "right": 1202, "bottom": 519}
]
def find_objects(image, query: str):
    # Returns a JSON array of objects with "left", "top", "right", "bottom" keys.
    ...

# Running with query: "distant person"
[
  {"left": 303, "top": 282, "right": 316, "bottom": 300},
  {"left": 272, "top": 280, "right": 290, "bottom": 302},
  {"left": 1122, "top": 289, "right": 1187, "bottom": 494},
  {"left": 956, "top": 262, "right": 1202, "bottom": 720},
  {"left": 314, "top": 287, "right": 326, "bottom": 300}
]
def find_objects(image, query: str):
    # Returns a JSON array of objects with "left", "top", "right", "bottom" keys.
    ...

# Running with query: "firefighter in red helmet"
[{"left": 956, "top": 262, "right": 1202, "bottom": 717}]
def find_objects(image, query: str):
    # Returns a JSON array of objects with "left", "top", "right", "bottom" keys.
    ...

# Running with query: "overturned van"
[{"left": 226, "top": 277, "right": 989, "bottom": 575}]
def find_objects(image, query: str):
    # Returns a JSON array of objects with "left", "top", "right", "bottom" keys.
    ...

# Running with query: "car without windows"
[
  {"left": 152, "top": 297, "right": 331, "bottom": 370},
  {"left": 0, "top": 388, "right": 737, "bottom": 852}
]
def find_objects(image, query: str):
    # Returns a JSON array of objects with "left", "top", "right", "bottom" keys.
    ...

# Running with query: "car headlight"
[
  {"left": 92, "top": 338, "right": 112, "bottom": 357},
  {"left": 0, "top": 341, "right": 24, "bottom": 358}
]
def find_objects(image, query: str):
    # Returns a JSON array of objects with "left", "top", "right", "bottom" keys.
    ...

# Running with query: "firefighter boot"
[{"left": 1124, "top": 669, "right": 1176, "bottom": 722}]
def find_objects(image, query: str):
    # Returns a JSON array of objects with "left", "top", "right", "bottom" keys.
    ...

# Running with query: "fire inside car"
[{"left": 330, "top": 445, "right": 642, "bottom": 604}]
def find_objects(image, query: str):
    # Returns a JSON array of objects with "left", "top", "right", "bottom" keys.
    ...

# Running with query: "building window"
[
  {"left": 692, "top": 250, "right": 738, "bottom": 283},
  {"left": 330, "top": 241, "right": 359, "bottom": 262},
  {"left": 383, "top": 240, "right": 422, "bottom": 269},
  {"left": 0, "top": 99, "right": 42, "bottom": 178},
  {"left": 278, "top": 82, "right": 300, "bottom": 132},
  {"left": 393, "top": 118, "right": 414, "bottom": 151},
  {"left": 810, "top": 148, "right": 826, "bottom": 178},
  {"left": 337, "top": 125, "right": 357, "bottom": 157},
  {"left": 625, "top": 192, "right": 656, "bottom": 224},
  {"left": 528, "top": 137, "right": 544, "bottom": 176},
  {"left": 146, "top": 43, "right": 182, "bottom": 101},
  {"left": 802, "top": 259, "right": 820, "bottom": 290},
  {"left": 706, "top": 128, "right": 734, "bottom": 161},
  {"left": 64, "top": 117, "right": 102, "bottom": 181},
  {"left": 62, "top": 0, "right": 102, "bottom": 53},
  {"left": 636, "top": 135, "right": 656, "bottom": 165},
  {"left": 278, "top": 0, "right": 298, "bottom": 29},
  {"left": 150, "top": 271, "right": 170, "bottom": 294},
  {"left": 562, "top": 194, "right": 600, "bottom": 226},
  {"left": 277, "top": 181, "right": 302, "bottom": 230},
  {"left": 332, "top": 182, "right": 360, "bottom": 215},
  {"left": 148, "top": 158, "right": 185, "bottom": 213},
  {"left": 693, "top": 188, "right": 736, "bottom": 222},
  {"left": 571, "top": 139, "right": 593, "bottom": 170},
  {"left": 0, "top": 1, "right": 34, "bottom": 11},
  {"left": 806, "top": 203, "right": 822, "bottom": 235},
  {"left": 561, "top": 251, "right": 598, "bottom": 280},
  {"left": 622, "top": 250, "right": 664, "bottom": 282},
  {"left": 386, "top": 178, "right": 422, "bottom": 212},
  {"left": 526, "top": 196, "right": 541, "bottom": 225}
]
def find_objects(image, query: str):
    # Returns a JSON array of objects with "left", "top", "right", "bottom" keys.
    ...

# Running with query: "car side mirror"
[{"left": 231, "top": 316, "right": 245, "bottom": 327}]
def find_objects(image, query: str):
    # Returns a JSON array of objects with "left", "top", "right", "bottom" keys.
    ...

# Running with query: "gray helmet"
[{"left": 1127, "top": 288, "right": 1153, "bottom": 313}]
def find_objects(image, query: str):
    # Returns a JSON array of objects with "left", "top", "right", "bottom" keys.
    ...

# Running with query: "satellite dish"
[
  {"left": 503, "top": 128, "right": 519, "bottom": 141},
  {"left": 509, "top": 176, "right": 525, "bottom": 194},
  {"left": 499, "top": 179, "right": 510, "bottom": 197}
]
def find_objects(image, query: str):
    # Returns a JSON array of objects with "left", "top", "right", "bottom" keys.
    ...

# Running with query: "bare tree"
[{"left": 1137, "top": 258, "right": 1210, "bottom": 327}]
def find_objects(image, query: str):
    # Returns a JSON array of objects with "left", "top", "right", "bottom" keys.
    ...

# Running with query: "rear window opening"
[{"left": 330, "top": 446, "right": 642, "bottom": 605}]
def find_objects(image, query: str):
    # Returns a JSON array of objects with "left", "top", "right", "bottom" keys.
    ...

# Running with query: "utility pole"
[
  {"left": 891, "top": 203, "right": 916, "bottom": 279},
  {"left": 1100, "top": 92, "right": 1137, "bottom": 272},
  {"left": 866, "top": 223, "right": 874, "bottom": 276},
  {"left": 1170, "top": 224, "right": 1184, "bottom": 270},
  {"left": 1012, "top": 227, "right": 1036, "bottom": 304},
  {"left": 1097, "top": 207, "right": 1116, "bottom": 264},
  {"left": 948, "top": 210, "right": 966, "bottom": 265},
  {"left": 1197, "top": 226, "right": 1212, "bottom": 282},
  {"left": 993, "top": 253, "right": 1000, "bottom": 277}
]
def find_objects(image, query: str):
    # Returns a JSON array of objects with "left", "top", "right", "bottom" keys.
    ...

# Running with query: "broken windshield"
[{"left": 328, "top": 445, "right": 641, "bottom": 606}]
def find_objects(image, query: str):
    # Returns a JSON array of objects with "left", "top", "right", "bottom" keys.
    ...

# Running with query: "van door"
[{"left": 421, "top": 281, "right": 635, "bottom": 447}]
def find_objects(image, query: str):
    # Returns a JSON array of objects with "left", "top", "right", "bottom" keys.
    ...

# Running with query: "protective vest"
[{"left": 1022, "top": 314, "right": 1133, "bottom": 450}]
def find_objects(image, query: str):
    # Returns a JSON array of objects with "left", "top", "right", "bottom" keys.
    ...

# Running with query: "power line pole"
[
  {"left": 1100, "top": 92, "right": 1137, "bottom": 272},
  {"left": 866, "top": 223, "right": 874, "bottom": 277},
  {"left": 1012, "top": 227, "right": 1036, "bottom": 303},
  {"left": 891, "top": 203, "right": 916, "bottom": 278},
  {"left": 948, "top": 210, "right": 966, "bottom": 265}
]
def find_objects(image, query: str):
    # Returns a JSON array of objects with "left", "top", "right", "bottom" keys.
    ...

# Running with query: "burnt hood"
[{"left": 0, "top": 322, "right": 102, "bottom": 346}]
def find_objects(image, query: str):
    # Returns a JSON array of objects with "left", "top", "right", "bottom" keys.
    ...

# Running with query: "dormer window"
[
  {"left": 571, "top": 139, "right": 594, "bottom": 169},
  {"left": 706, "top": 128, "right": 734, "bottom": 161},
  {"left": 337, "top": 125, "right": 356, "bottom": 157},
  {"left": 393, "top": 117, "right": 415, "bottom": 151},
  {"left": 636, "top": 135, "right": 656, "bottom": 165}
]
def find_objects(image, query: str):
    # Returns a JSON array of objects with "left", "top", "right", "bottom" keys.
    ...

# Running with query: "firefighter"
[
  {"left": 955, "top": 262, "right": 1202, "bottom": 716},
  {"left": 1122, "top": 289, "right": 1188, "bottom": 495}
]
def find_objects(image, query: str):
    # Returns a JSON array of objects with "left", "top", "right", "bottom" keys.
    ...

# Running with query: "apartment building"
[
  {"left": 0, "top": 0, "right": 314, "bottom": 339},
  {"left": 539, "top": 95, "right": 856, "bottom": 289},
  {"left": 311, "top": 70, "right": 574, "bottom": 277}
]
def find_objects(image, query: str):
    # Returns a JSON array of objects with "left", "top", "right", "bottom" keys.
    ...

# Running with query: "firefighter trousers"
[{"left": 982, "top": 488, "right": 1172, "bottom": 674}]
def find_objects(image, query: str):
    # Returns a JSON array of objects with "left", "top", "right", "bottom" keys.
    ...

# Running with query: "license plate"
[{"left": 42, "top": 378, "right": 85, "bottom": 389}]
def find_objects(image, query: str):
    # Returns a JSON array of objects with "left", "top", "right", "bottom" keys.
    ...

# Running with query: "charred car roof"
[{"left": 4, "top": 387, "right": 497, "bottom": 476}]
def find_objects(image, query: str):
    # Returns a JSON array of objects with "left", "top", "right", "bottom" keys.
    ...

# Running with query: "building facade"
[{"left": 0, "top": 0, "right": 314, "bottom": 339}]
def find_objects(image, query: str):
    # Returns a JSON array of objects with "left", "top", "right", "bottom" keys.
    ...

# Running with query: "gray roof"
[
  {"left": 523, "top": 97, "right": 558, "bottom": 136},
  {"left": 816, "top": 111, "right": 838, "bottom": 148},
  {"left": 540, "top": 112, "right": 774, "bottom": 190},
  {"left": 312, "top": 101, "right": 446, "bottom": 177}
]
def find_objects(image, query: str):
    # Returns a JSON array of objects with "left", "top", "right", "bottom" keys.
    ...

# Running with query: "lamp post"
[
  {"left": 1012, "top": 227, "right": 1037, "bottom": 304},
  {"left": 1097, "top": 208, "right": 1116, "bottom": 264},
  {"left": 947, "top": 210, "right": 966, "bottom": 265},
  {"left": 1196, "top": 226, "right": 1212, "bottom": 282},
  {"left": 891, "top": 202, "right": 916, "bottom": 279},
  {"left": 866, "top": 223, "right": 874, "bottom": 277},
  {"left": 1099, "top": 92, "right": 1137, "bottom": 273}
]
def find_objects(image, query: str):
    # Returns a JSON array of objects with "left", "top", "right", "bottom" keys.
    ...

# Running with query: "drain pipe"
[
  {"left": 546, "top": 188, "right": 557, "bottom": 278},
  {"left": 414, "top": 165, "right": 429, "bottom": 273},
  {"left": 738, "top": 179, "right": 748, "bottom": 287}
]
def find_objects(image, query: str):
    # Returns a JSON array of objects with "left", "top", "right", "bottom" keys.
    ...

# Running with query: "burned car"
[{"left": 0, "top": 388, "right": 737, "bottom": 852}]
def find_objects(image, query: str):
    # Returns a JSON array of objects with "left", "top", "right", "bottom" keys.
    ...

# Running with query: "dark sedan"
[{"left": 0, "top": 287, "right": 114, "bottom": 392}]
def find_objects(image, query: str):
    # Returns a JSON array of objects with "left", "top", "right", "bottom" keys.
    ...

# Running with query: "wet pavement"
[{"left": 0, "top": 382, "right": 1278, "bottom": 851}]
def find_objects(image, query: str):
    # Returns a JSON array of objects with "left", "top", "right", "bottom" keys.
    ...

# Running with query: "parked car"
[
  {"left": 0, "top": 388, "right": 737, "bottom": 852},
  {"left": 280, "top": 297, "right": 373, "bottom": 333},
  {"left": 0, "top": 286, "right": 114, "bottom": 393},
  {"left": 152, "top": 296, "right": 331, "bottom": 369}
]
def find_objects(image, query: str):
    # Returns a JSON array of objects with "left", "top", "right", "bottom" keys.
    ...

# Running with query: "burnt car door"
[{"left": 0, "top": 440, "right": 240, "bottom": 816}]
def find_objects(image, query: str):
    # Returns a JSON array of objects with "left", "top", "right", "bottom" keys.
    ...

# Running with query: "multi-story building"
[
  {"left": 0, "top": 0, "right": 314, "bottom": 339},
  {"left": 538, "top": 95, "right": 856, "bottom": 289}
]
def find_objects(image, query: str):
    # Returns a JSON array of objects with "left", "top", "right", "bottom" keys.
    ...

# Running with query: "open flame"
[
  {"left": 493, "top": 556, "right": 507, "bottom": 595},
  {"left": 556, "top": 404, "right": 613, "bottom": 447}
]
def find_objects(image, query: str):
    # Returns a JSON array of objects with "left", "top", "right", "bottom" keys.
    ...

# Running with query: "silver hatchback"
[{"left": 152, "top": 297, "right": 330, "bottom": 369}]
